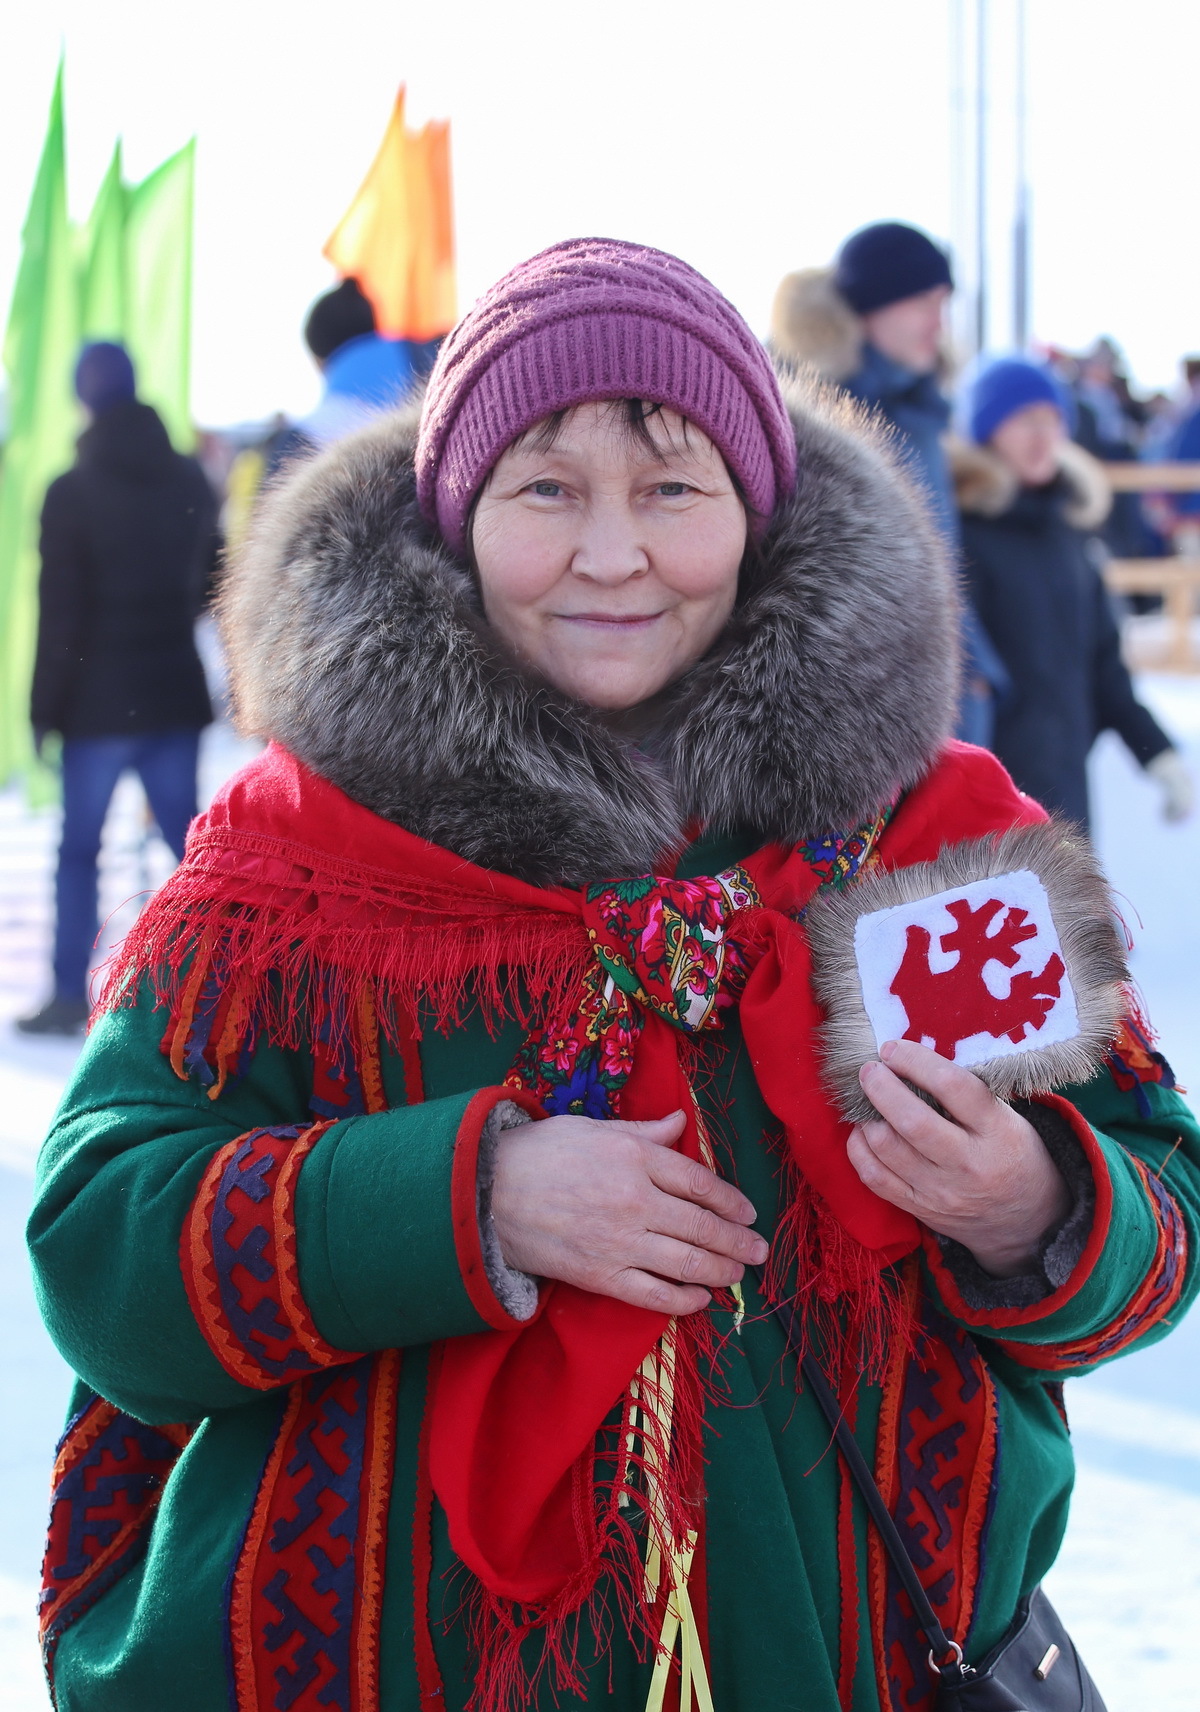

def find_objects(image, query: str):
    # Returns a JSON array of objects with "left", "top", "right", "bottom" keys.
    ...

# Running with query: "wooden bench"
[{"left": 1101, "top": 464, "right": 1200, "bottom": 673}]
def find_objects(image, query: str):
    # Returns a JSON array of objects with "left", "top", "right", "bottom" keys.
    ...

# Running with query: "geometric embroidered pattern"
[
  {"left": 996, "top": 1155, "right": 1188, "bottom": 1373},
  {"left": 227, "top": 1352, "right": 400, "bottom": 1712},
  {"left": 868, "top": 1277, "right": 999, "bottom": 1712},
  {"left": 39, "top": 1393, "right": 192, "bottom": 1688},
  {"left": 181, "top": 1123, "right": 362, "bottom": 1389}
]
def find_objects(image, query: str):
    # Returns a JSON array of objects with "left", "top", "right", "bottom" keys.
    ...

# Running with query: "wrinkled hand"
[
  {"left": 847, "top": 1039, "right": 1071, "bottom": 1278},
  {"left": 490, "top": 1109, "right": 768, "bottom": 1315}
]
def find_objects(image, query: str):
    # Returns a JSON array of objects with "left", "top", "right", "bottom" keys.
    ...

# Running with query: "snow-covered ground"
[{"left": 1, "top": 685, "right": 1199, "bottom": 1710}]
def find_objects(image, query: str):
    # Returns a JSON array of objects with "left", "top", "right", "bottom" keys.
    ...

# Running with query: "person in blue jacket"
[
  {"left": 952, "top": 357, "right": 1193, "bottom": 831},
  {"left": 770, "top": 221, "right": 1008, "bottom": 745},
  {"left": 264, "top": 278, "right": 441, "bottom": 474}
]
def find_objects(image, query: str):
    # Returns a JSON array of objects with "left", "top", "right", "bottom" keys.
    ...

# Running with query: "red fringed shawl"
[{"left": 98, "top": 739, "right": 1045, "bottom": 1708}]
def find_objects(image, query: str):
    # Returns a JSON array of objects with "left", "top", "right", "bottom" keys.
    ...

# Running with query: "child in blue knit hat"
[{"left": 952, "top": 357, "right": 1192, "bottom": 831}]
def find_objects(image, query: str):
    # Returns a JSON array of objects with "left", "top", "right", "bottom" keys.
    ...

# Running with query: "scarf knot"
[
  {"left": 507, "top": 865, "right": 763, "bottom": 1120},
  {"left": 582, "top": 864, "right": 761, "bottom": 1034}
]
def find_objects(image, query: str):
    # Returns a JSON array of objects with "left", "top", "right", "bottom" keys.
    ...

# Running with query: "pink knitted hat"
[{"left": 415, "top": 237, "right": 797, "bottom": 554}]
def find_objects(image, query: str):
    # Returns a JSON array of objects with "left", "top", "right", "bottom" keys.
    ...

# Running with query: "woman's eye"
[
  {"left": 531, "top": 481, "right": 561, "bottom": 497},
  {"left": 657, "top": 482, "right": 688, "bottom": 497}
]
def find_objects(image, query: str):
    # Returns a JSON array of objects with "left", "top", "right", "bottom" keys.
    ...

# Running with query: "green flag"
[
  {"left": 81, "top": 140, "right": 128, "bottom": 341},
  {"left": 124, "top": 140, "right": 195, "bottom": 451},
  {"left": 0, "top": 68, "right": 198, "bottom": 791},
  {"left": 0, "top": 62, "right": 80, "bottom": 791}
]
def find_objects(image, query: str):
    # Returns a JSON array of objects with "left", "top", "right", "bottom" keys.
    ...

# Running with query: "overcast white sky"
[{"left": 1, "top": 0, "right": 1197, "bottom": 427}]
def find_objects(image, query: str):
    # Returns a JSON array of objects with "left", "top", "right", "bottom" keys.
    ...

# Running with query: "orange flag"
[{"left": 324, "top": 87, "right": 456, "bottom": 343}]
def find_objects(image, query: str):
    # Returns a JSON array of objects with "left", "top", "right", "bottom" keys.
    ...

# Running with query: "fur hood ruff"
[
  {"left": 220, "top": 379, "right": 959, "bottom": 887},
  {"left": 769, "top": 269, "right": 866, "bottom": 383},
  {"left": 949, "top": 436, "right": 1112, "bottom": 532},
  {"left": 769, "top": 267, "right": 956, "bottom": 391}
]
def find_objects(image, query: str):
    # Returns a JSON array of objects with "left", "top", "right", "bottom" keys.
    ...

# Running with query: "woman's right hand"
[{"left": 489, "top": 1109, "right": 768, "bottom": 1316}]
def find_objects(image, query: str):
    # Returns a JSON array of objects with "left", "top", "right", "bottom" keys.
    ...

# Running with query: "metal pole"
[
  {"left": 975, "top": 0, "right": 988, "bottom": 355},
  {"left": 1013, "top": 0, "right": 1030, "bottom": 348},
  {"left": 948, "top": 0, "right": 975, "bottom": 360}
]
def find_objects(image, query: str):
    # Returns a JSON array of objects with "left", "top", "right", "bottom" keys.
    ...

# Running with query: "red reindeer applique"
[{"left": 889, "top": 898, "right": 1065, "bottom": 1059}]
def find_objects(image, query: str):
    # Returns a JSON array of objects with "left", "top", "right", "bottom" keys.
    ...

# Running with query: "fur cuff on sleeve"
[
  {"left": 475, "top": 1100, "right": 540, "bottom": 1322},
  {"left": 929, "top": 1100, "right": 1096, "bottom": 1311}
]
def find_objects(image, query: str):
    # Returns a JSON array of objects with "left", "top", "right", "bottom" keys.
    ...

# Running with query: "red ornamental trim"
[
  {"left": 994, "top": 1151, "right": 1188, "bottom": 1372},
  {"left": 450, "top": 1087, "right": 546, "bottom": 1331},
  {"left": 412, "top": 1347, "right": 446, "bottom": 1709},
  {"left": 39, "top": 1395, "right": 192, "bottom": 1683},
  {"left": 920, "top": 1095, "right": 1115, "bottom": 1333},
  {"left": 869, "top": 1273, "right": 999, "bottom": 1712},
  {"left": 181, "top": 1122, "right": 361, "bottom": 1389},
  {"left": 227, "top": 1351, "right": 401, "bottom": 1712},
  {"left": 834, "top": 1377, "right": 861, "bottom": 1712}
]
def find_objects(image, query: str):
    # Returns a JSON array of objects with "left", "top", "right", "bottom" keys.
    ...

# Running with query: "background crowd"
[{"left": 15, "top": 215, "right": 1200, "bottom": 1034}]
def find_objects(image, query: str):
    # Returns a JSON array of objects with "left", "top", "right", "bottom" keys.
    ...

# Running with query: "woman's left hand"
[{"left": 847, "top": 1038, "right": 1072, "bottom": 1278}]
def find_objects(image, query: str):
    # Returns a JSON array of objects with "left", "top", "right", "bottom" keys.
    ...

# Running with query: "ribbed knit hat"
[
  {"left": 833, "top": 222, "right": 953, "bottom": 316},
  {"left": 416, "top": 237, "right": 797, "bottom": 554},
  {"left": 965, "top": 357, "right": 1067, "bottom": 445}
]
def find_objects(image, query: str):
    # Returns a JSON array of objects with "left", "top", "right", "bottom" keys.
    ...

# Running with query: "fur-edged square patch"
[{"left": 805, "top": 821, "right": 1128, "bottom": 1123}]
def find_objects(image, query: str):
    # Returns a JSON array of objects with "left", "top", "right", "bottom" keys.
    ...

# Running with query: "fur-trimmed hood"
[
  {"left": 769, "top": 267, "right": 957, "bottom": 393},
  {"left": 769, "top": 269, "right": 865, "bottom": 383},
  {"left": 949, "top": 436, "right": 1112, "bottom": 531},
  {"left": 220, "top": 377, "right": 959, "bottom": 887}
]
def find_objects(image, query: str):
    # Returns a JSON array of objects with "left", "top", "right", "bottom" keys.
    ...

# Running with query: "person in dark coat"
[
  {"left": 769, "top": 221, "right": 1009, "bottom": 745},
  {"left": 953, "top": 356, "right": 1192, "bottom": 831},
  {"left": 20, "top": 342, "right": 217, "bottom": 1036}
]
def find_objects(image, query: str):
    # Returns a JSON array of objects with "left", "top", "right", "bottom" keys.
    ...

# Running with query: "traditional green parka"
[{"left": 29, "top": 387, "right": 1200, "bottom": 1712}]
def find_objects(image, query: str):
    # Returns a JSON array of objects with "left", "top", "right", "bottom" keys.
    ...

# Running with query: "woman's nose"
[{"left": 570, "top": 501, "right": 650, "bottom": 583}]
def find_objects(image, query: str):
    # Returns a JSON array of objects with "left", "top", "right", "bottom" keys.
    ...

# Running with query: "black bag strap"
[{"left": 756, "top": 1275, "right": 967, "bottom": 1678}]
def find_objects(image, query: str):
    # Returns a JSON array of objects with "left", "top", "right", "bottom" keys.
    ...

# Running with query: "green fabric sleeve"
[
  {"left": 27, "top": 985, "right": 516, "bottom": 1425},
  {"left": 920, "top": 1072, "right": 1200, "bottom": 1376}
]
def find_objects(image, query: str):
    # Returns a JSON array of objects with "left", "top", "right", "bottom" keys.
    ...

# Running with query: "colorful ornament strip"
[
  {"left": 227, "top": 1351, "right": 400, "bottom": 1712},
  {"left": 181, "top": 1122, "right": 361, "bottom": 1389},
  {"left": 995, "top": 1153, "right": 1187, "bottom": 1372},
  {"left": 869, "top": 1282, "right": 998, "bottom": 1712},
  {"left": 39, "top": 1394, "right": 192, "bottom": 1685}
]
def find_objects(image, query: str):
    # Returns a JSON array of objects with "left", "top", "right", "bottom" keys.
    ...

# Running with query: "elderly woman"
[{"left": 30, "top": 242, "right": 1199, "bottom": 1712}]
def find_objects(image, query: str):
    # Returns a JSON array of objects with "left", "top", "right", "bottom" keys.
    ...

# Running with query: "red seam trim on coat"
[
  {"left": 835, "top": 1376, "right": 860, "bottom": 1712},
  {"left": 228, "top": 1383, "right": 304, "bottom": 1712},
  {"left": 413, "top": 1345, "right": 446, "bottom": 1708},
  {"left": 353, "top": 1347, "right": 402, "bottom": 1711},
  {"left": 450, "top": 1087, "right": 545, "bottom": 1331},
  {"left": 956, "top": 1364, "right": 998, "bottom": 1636},
  {"left": 919, "top": 1094, "right": 1114, "bottom": 1330},
  {"left": 396, "top": 1001, "right": 426, "bottom": 1106},
  {"left": 356, "top": 982, "right": 389, "bottom": 1115}
]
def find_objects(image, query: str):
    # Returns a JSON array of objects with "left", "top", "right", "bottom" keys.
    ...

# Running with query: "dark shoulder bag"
[{"left": 767, "top": 1289, "right": 1106, "bottom": 1710}]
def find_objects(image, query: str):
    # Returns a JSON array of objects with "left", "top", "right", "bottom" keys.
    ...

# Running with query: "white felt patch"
[{"left": 852, "top": 868, "right": 1080, "bottom": 1067}]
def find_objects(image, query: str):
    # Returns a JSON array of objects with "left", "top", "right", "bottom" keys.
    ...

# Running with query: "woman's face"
[
  {"left": 989, "top": 402, "right": 1065, "bottom": 488},
  {"left": 471, "top": 402, "right": 747, "bottom": 710}
]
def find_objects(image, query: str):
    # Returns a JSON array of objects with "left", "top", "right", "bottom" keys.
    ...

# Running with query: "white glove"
[{"left": 1146, "top": 749, "right": 1195, "bottom": 823}]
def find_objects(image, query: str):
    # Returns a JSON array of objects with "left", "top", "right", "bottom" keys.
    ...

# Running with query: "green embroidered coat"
[
  {"left": 28, "top": 815, "right": 1200, "bottom": 1711},
  {"left": 27, "top": 391, "right": 1200, "bottom": 1712}
]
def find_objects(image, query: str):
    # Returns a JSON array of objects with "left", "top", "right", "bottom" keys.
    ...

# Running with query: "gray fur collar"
[{"left": 220, "top": 377, "right": 959, "bottom": 887}]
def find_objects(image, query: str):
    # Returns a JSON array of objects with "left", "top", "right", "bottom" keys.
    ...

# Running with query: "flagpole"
[
  {"left": 975, "top": 0, "right": 988, "bottom": 356},
  {"left": 1012, "top": 0, "right": 1031, "bottom": 350}
]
